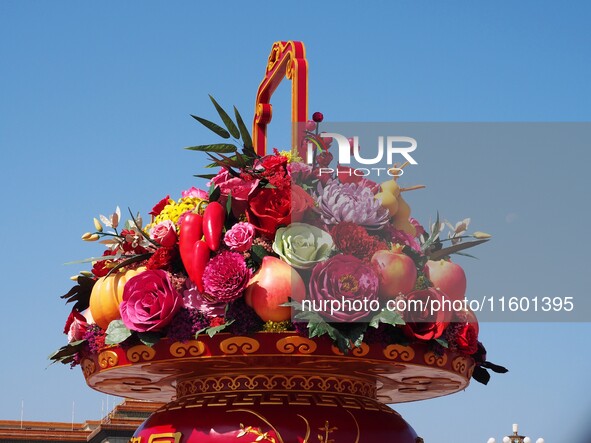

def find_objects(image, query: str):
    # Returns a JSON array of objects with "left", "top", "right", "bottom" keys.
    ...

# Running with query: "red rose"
[
  {"left": 401, "top": 288, "right": 450, "bottom": 341},
  {"left": 247, "top": 187, "right": 292, "bottom": 238},
  {"left": 455, "top": 322, "right": 479, "bottom": 354},
  {"left": 63, "top": 310, "right": 89, "bottom": 343},
  {"left": 92, "top": 250, "right": 117, "bottom": 277},
  {"left": 150, "top": 195, "right": 171, "bottom": 217},
  {"left": 291, "top": 184, "right": 315, "bottom": 223}
]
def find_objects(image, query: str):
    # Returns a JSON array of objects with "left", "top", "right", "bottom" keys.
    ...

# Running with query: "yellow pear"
[{"left": 375, "top": 191, "right": 399, "bottom": 216}]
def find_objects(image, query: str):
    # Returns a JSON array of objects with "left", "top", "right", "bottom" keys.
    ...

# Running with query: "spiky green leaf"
[
  {"left": 209, "top": 95, "right": 240, "bottom": 138},
  {"left": 190, "top": 114, "right": 230, "bottom": 139},
  {"left": 185, "top": 144, "right": 237, "bottom": 154},
  {"left": 234, "top": 106, "right": 253, "bottom": 148}
]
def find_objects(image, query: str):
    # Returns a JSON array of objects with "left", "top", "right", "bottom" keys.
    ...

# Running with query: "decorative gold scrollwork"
[
  {"left": 81, "top": 358, "right": 96, "bottom": 377},
  {"left": 147, "top": 432, "right": 182, "bottom": 443},
  {"left": 98, "top": 350, "right": 118, "bottom": 369},
  {"left": 276, "top": 336, "right": 317, "bottom": 354},
  {"left": 169, "top": 340, "right": 205, "bottom": 357},
  {"left": 383, "top": 344, "right": 415, "bottom": 361},
  {"left": 452, "top": 356, "right": 472, "bottom": 376},
  {"left": 424, "top": 352, "right": 448, "bottom": 367},
  {"left": 127, "top": 345, "right": 156, "bottom": 363},
  {"left": 220, "top": 336, "right": 260, "bottom": 354}
]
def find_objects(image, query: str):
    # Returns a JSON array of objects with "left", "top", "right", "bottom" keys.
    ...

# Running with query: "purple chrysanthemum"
[
  {"left": 83, "top": 324, "right": 106, "bottom": 354},
  {"left": 226, "top": 298, "right": 264, "bottom": 335},
  {"left": 317, "top": 180, "right": 389, "bottom": 230},
  {"left": 202, "top": 251, "right": 252, "bottom": 303},
  {"left": 168, "top": 308, "right": 211, "bottom": 342}
]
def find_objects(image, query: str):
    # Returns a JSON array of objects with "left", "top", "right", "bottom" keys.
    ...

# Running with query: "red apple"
[
  {"left": 245, "top": 256, "right": 306, "bottom": 322},
  {"left": 371, "top": 250, "right": 417, "bottom": 299},
  {"left": 425, "top": 259, "right": 467, "bottom": 302}
]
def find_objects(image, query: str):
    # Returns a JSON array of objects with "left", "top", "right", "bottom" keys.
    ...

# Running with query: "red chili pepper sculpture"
[
  {"left": 203, "top": 201, "right": 225, "bottom": 251},
  {"left": 179, "top": 212, "right": 210, "bottom": 292}
]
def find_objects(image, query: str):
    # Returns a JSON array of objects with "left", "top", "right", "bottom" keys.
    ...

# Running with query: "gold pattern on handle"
[
  {"left": 170, "top": 340, "right": 205, "bottom": 357},
  {"left": 220, "top": 337, "right": 260, "bottom": 354},
  {"left": 98, "top": 350, "right": 118, "bottom": 368},
  {"left": 127, "top": 345, "right": 156, "bottom": 363},
  {"left": 147, "top": 432, "right": 182, "bottom": 443}
]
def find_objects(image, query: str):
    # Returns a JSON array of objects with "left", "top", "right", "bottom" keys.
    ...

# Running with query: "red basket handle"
[{"left": 252, "top": 41, "right": 308, "bottom": 157}]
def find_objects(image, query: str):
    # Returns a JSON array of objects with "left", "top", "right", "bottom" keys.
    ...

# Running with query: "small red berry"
[{"left": 312, "top": 112, "right": 324, "bottom": 123}]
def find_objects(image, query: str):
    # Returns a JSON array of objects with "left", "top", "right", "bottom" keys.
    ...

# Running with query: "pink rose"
[
  {"left": 208, "top": 169, "right": 259, "bottom": 216},
  {"left": 182, "top": 186, "right": 208, "bottom": 199},
  {"left": 224, "top": 222, "right": 255, "bottom": 252},
  {"left": 149, "top": 220, "right": 178, "bottom": 247},
  {"left": 120, "top": 270, "right": 183, "bottom": 332}
]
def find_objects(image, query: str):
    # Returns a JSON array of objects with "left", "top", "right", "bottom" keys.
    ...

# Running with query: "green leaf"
[
  {"left": 421, "top": 212, "right": 441, "bottom": 253},
  {"left": 48, "top": 340, "right": 86, "bottom": 362},
  {"left": 137, "top": 332, "right": 162, "bottom": 347},
  {"left": 226, "top": 191, "right": 232, "bottom": 215},
  {"left": 64, "top": 253, "right": 122, "bottom": 265},
  {"left": 208, "top": 183, "right": 221, "bottom": 202},
  {"left": 250, "top": 244, "right": 269, "bottom": 266},
  {"left": 105, "top": 320, "right": 132, "bottom": 345},
  {"left": 105, "top": 253, "right": 152, "bottom": 277},
  {"left": 195, "top": 319, "right": 235, "bottom": 338},
  {"left": 194, "top": 173, "right": 218, "bottom": 180},
  {"left": 348, "top": 324, "right": 367, "bottom": 348},
  {"left": 427, "top": 239, "right": 489, "bottom": 261},
  {"left": 435, "top": 338, "right": 449, "bottom": 348},
  {"left": 190, "top": 114, "right": 230, "bottom": 139},
  {"left": 185, "top": 143, "right": 237, "bottom": 153},
  {"left": 209, "top": 95, "right": 240, "bottom": 139},
  {"left": 369, "top": 310, "right": 405, "bottom": 329},
  {"left": 234, "top": 106, "right": 253, "bottom": 148}
]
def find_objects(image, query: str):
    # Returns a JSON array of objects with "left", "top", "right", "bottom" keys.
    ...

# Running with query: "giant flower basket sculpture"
[{"left": 52, "top": 41, "right": 506, "bottom": 443}]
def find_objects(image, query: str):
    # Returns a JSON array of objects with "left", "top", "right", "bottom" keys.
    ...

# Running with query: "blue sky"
[{"left": 1, "top": 1, "right": 590, "bottom": 442}]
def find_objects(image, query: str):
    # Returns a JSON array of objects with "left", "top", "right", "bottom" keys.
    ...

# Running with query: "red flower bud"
[{"left": 312, "top": 111, "right": 324, "bottom": 122}]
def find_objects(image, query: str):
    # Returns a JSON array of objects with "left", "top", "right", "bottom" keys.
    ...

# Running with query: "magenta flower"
[
  {"left": 202, "top": 251, "right": 252, "bottom": 303},
  {"left": 120, "top": 270, "right": 183, "bottom": 332},
  {"left": 308, "top": 254, "right": 379, "bottom": 322}
]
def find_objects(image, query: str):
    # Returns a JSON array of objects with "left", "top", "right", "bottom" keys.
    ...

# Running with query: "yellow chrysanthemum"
[
  {"left": 151, "top": 197, "right": 207, "bottom": 228},
  {"left": 279, "top": 150, "right": 302, "bottom": 163}
]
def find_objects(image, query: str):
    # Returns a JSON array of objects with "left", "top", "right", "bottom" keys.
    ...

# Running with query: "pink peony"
[
  {"left": 120, "top": 270, "right": 183, "bottom": 332},
  {"left": 224, "top": 222, "right": 255, "bottom": 252},
  {"left": 149, "top": 220, "right": 178, "bottom": 247},
  {"left": 202, "top": 251, "right": 251, "bottom": 303},
  {"left": 208, "top": 169, "right": 259, "bottom": 217},
  {"left": 182, "top": 186, "right": 208, "bottom": 199},
  {"left": 308, "top": 254, "right": 379, "bottom": 322}
]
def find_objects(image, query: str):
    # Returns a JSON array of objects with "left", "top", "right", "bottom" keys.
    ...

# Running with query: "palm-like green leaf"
[
  {"left": 190, "top": 115, "right": 230, "bottom": 139},
  {"left": 209, "top": 95, "right": 240, "bottom": 139},
  {"left": 234, "top": 106, "right": 253, "bottom": 148},
  {"left": 185, "top": 144, "right": 238, "bottom": 153}
]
